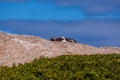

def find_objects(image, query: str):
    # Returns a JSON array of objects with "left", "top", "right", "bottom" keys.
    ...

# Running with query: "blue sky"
[
  {"left": 0, "top": 0, "right": 120, "bottom": 47},
  {"left": 0, "top": 1, "right": 84, "bottom": 20}
]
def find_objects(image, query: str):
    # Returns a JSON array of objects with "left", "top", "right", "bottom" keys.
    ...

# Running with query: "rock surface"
[{"left": 0, "top": 32, "right": 120, "bottom": 66}]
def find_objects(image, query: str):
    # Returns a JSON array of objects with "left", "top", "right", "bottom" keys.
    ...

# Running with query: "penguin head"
[
  {"left": 58, "top": 36, "right": 65, "bottom": 41},
  {"left": 50, "top": 37, "right": 56, "bottom": 41}
]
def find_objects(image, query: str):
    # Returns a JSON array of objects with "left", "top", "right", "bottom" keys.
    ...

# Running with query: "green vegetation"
[{"left": 0, "top": 54, "right": 120, "bottom": 80}]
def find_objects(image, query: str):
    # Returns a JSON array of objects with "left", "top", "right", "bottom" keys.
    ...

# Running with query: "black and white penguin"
[
  {"left": 58, "top": 36, "right": 77, "bottom": 43},
  {"left": 65, "top": 37, "right": 77, "bottom": 43},
  {"left": 57, "top": 36, "right": 67, "bottom": 42},
  {"left": 50, "top": 36, "right": 77, "bottom": 43},
  {"left": 50, "top": 37, "right": 56, "bottom": 41}
]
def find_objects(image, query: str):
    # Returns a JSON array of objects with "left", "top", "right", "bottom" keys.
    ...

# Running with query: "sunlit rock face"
[{"left": 0, "top": 32, "right": 120, "bottom": 67}]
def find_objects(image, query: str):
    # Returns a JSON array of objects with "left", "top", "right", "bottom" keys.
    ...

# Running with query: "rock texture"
[{"left": 0, "top": 32, "right": 120, "bottom": 66}]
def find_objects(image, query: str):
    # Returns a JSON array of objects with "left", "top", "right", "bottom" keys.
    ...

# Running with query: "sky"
[{"left": 0, "top": 0, "right": 120, "bottom": 47}]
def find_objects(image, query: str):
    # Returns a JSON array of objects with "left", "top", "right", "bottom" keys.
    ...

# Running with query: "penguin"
[
  {"left": 50, "top": 36, "right": 77, "bottom": 43},
  {"left": 58, "top": 36, "right": 77, "bottom": 43},
  {"left": 65, "top": 37, "right": 77, "bottom": 43},
  {"left": 50, "top": 36, "right": 56, "bottom": 41},
  {"left": 58, "top": 36, "right": 67, "bottom": 42}
]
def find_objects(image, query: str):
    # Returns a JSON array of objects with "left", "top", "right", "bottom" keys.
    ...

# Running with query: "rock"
[{"left": 0, "top": 32, "right": 120, "bottom": 67}]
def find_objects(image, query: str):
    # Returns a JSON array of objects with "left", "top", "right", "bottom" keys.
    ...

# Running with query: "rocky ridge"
[{"left": 0, "top": 32, "right": 120, "bottom": 66}]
